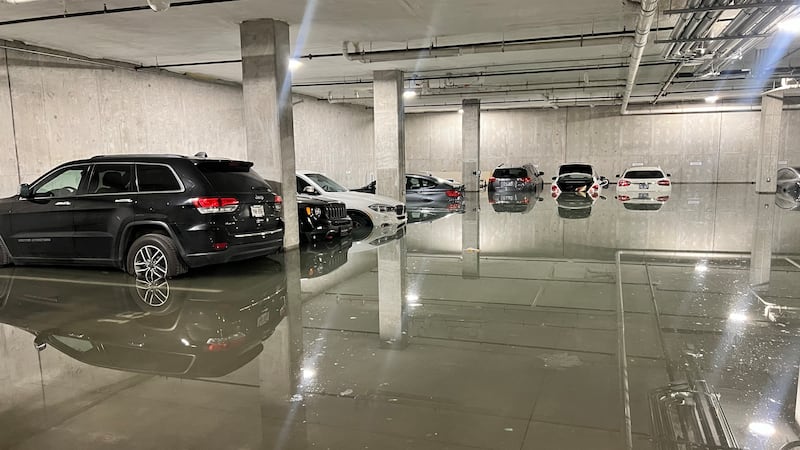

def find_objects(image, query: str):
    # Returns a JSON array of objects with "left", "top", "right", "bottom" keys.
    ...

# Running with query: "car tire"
[
  {"left": 126, "top": 233, "right": 187, "bottom": 281},
  {"left": 348, "top": 210, "right": 373, "bottom": 241},
  {"left": 0, "top": 239, "right": 10, "bottom": 267}
]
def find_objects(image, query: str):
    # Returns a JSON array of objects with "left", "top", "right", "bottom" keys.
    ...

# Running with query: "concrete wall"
[
  {"left": 0, "top": 50, "right": 247, "bottom": 197},
  {"left": 293, "top": 96, "right": 374, "bottom": 188},
  {"left": 406, "top": 106, "right": 799, "bottom": 184}
]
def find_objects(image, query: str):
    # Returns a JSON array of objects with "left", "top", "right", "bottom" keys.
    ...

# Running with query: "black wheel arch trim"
[{"left": 117, "top": 221, "right": 187, "bottom": 267}]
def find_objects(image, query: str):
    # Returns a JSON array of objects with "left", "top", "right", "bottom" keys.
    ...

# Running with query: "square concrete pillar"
[
  {"left": 373, "top": 70, "right": 405, "bottom": 202},
  {"left": 750, "top": 195, "right": 776, "bottom": 288},
  {"left": 240, "top": 19, "right": 300, "bottom": 249},
  {"left": 462, "top": 192, "right": 480, "bottom": 279},
  {"left": 756, "top": 92, "right": 783, "bottom": 193},
  {"left": 378, "top": 239, "right": 408, "bottom": 349},
  {"left": 462, "top": 99, "right": 481, "bottom": 192}
]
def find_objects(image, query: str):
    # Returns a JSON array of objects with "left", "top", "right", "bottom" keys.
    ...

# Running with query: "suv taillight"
[
  {"left": 618, "top": 180, "right": 631, "bottom": 187},
  {"left": 488, "top": 177, "right": 496, "bottom": 183},
  {"left": 657, "top": 179, "right": 671, "bottom": 186},
  {"left": 520, "top": 177, "right": 532, "bottom": 183},
  {"left": 193, "top": 197, "right": 239, "bottom": 214},
  {"left": 274, "top": 195, "right": 282, "bottom": 212}
]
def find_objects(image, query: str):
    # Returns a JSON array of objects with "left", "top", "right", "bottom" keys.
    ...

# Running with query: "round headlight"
[{"left": 314, "top": 207, "right": 323, "bottom": 217}]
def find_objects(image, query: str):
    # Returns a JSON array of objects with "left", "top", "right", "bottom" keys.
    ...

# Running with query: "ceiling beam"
[{"left": 663, "top": 1, "right": 800, "bottom": 14}]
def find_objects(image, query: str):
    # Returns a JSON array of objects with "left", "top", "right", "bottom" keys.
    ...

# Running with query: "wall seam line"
[{"left": 4, "top": 48, "right": 21, "bottom": 185}]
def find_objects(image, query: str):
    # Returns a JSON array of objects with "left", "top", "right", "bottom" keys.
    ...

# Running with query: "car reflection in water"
[
  {"left": 0, "top": 258, "right": 286, "bottom": 378},
  {"left": 488, "top": 190, "right": 541, "bottom": 214},
  {"left": 553, "top": 191, "right": 599, "bottom": 219},
  {"left": 616, "top": 192, "right": 671, "bottom": 211},
  {"left": 301, "top": 237, "right": 353, "bottom": 279},
  {"left": 407, "top": 201, "right": 466, "bottom": 223}
]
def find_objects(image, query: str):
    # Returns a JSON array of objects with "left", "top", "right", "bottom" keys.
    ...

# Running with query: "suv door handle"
[
  {"left": 54, "top": 201, "right": 71, "bottom": 206},
  {"left": 115, "top": 199, "right": 134, "bottom": 204}
]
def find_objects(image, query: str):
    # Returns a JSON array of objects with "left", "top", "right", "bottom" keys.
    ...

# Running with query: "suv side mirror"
[
  {"left": 19, "top": 184, "right": 31, "bottom": 198},
  {"left": 302, "top": 186, "right": 318, "bottom": 195}
]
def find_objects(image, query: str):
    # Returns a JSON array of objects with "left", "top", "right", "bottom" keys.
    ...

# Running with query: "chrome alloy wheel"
[{"left": 134, "top": 244, "right": 168, "bottom": 282}]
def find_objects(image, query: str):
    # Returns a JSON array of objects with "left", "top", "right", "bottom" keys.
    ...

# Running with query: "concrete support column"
[
  {"left": 756, "top": 92, "right": 784, "bottom": 193},
  {"left": 461, "top": 99, "right": 481, "bottom": 192},
  {"left": 750, "top": 195, "right": 776, "bottom": 288},
  {"left": 373, "top": 70, "right": 405, "bottom": 202},
  {"left": 378, "top": 239, "right": 408, "bottom": 349},
  {"left": 462, "top": 192, "right": 480, "bottom": 279},
  {"left": 240, "top": 19, "right": 299, "bottom": 249},
  {"left": 260, "top": 248, "right": 306, "bottom": 448}
]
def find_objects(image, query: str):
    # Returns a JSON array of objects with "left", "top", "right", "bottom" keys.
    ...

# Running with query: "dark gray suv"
[
  {"left": 0, "top": 155, "right": 284, "bottom": 280},
  {"left": 488, "top": 164, "right": 544, "bottom": 192}
]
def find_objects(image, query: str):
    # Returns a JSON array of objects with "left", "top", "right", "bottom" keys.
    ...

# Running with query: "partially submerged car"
[
  {"left": 353, "top": 173, "right": 464, "bottom": 210},
  {"left": 488, "top": 190, "right": 541, "bottom": 214},
  {"left": 551, "top": 163, "right": 608, "bottom": 198}
]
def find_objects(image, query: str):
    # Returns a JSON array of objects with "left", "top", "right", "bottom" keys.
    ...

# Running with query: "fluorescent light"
[
  {"left": 288, "top": 58, "right": 303, "bottom": 71},
  {"left": 748, "top": 422, "right": 776, "bottom": 437},
  {"left": 728, "top": 312, "right": 748, "bottom": 323},
  {"left": 779, "top": 17, "right": 800, "bottom": 33},
  {"left": 406, "top": 294, "right": 419, "bottom": 302},
  {"left": 695, "top": 262, "right": 709, "bottom": 273},
  {"left": 403, "top": 90, "right": 417, "bottom": 99},
  {"left": 301, "top": 367, "right": 316, "bottom": 381},
  {"left": 458, "top": 109, "right": 464, "bottom": 114},
  {"left": 704, "top": 95, "right": 719, "bottom": 104}
]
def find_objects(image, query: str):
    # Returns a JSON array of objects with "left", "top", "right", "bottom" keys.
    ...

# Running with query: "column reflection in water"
[
  {"left": 462, "top": 192, "right": 480, "bottom": 279},
  {"left": 750, "top": 194, "right": 777, "bottom": 288},
  {"left": 260, "top": 248, "right": 306, "bottom": 449},
  {"left": 378, "top": 238, "right": 408, "bottom": 349}
]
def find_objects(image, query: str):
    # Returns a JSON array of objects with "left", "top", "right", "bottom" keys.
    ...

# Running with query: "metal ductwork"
[
  {"left": 343, "top": 35, "right": 634, "bottom": 64},
  {"left": 621, "top": 0, "right": 659, "bottom": 113}
]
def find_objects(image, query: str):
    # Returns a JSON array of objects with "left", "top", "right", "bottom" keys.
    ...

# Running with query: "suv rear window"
[
  {"left": 624, "top": 170, "right": 664, "bottom": 179},
  {"left": 559, "top": 164, "right": 592, "bottom": 175},
  {"left": 197, "top": 161, "right": 270, "bottom": 193},
  {"left": 493, "top": 168, "right": 527, "bottom": 178},
  {"left": 137, "top": 164, "right": 181, "bottom": 192}
]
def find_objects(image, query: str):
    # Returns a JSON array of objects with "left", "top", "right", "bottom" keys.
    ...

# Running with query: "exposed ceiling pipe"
[
  {"left": 620, "top": 0, "right": 660, "bottom": 114},
  {"left": 652, "top": 62, "right": 686, "bottom": 103},
  {"left": 342, "top": 35, "right": 634, "bottom": 63},
  {"left": 662, "top": 0, "right": 703, "bottom": 58},
  {"left": 683, "top": 0, "right": 732, "bottom": 55},
  {"left": 673, "top": 0, "right": 717, "bottom": 57}
]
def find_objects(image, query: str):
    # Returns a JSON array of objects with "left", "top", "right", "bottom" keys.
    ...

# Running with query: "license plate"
[
  {"left": 639, "top": 183, "right": 649, "bottom": 189},
  {"left": 257, "top": 311, "right": 270, "bottom": 327},
  {"left": 638, "top": 192, "right": 650, "bottom": 199},
  {"left": 251, "top": 204, "right": 265, "bottom": 218}
]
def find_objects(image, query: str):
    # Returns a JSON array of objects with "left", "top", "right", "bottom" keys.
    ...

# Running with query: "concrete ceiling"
[{"left": 1, "top": 0, "right": 800, "bottom": 110}]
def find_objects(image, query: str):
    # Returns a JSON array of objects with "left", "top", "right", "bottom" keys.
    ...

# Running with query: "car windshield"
[
  {"left": 306, "top": 173, "right": 348, "bottom": 192},
  {"left": 624, "top": 170, "right": 664, "bottom": 179},
  {"left": 493, "top": 168, "right": 527, "bottom": 178},
  {"left": 559, "top": 164, "right": 592, "bottom": 175}
]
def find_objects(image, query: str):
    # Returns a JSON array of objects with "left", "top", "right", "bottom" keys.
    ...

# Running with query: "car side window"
[
  {"left": 136, "top": 164, "right": 181, "bottom": 192},
  {"left": 32, "top": 165, "right": 90, "bottom": 198},
  {"left": 407, "top": 177, "right": 422, "bottom": 190},
  {"left": 419, "top": 178, "right": 437, "bottom": 188},
  {"left": 296, "top": 176, "right": 311, "bottom": 193},
  {"left": 87, "top": 164, "right": 134, "bottom": 195}
]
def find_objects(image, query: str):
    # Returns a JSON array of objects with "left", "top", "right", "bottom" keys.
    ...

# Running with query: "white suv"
[{"left": 296, "top": 171, "right": 406, "bottom": 239}]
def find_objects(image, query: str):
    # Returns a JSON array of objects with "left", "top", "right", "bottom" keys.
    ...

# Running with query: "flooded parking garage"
[{"left": 1, "top": 184, "right": 799, "bottom": 450}]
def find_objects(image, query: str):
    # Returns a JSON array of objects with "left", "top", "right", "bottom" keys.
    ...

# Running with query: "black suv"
[{"left": 0, "top": 155, "right": 284, "bottom": 280}]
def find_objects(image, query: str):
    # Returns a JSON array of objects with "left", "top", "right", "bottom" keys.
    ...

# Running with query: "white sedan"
[
  {"left": 551, "top": 163, "right": 608, "bottom": 199},
  {"left": 615, "top": 166, "right": 672, "bottom": 205},
  {"left": 296, "top": 171, "right": 406, "bottom": 239}
]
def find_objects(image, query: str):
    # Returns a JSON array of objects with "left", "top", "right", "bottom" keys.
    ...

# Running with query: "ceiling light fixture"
[
  {"left": 778, "top": 16, "right": 800, "bottom": 33},
  {"left": 748, "top": 422, "right": 776, "bottom": 437},
  {"left": 695, "top": 262, "right": 709, "bottom": 273},
  {"left": 288, "top": 58, "right": 303, "bottom": 71},
  {"left": 728, "top": 312, "right": 748, "bottom": 323},
  {"left": 403, "top": 90, "right": 417, "bottom": 99},
  {"left": 458, "top": 108, "right": 464, "bottom": 114},
  {"left": 704, "top": 95, "right": 720, "bottom": 104}
]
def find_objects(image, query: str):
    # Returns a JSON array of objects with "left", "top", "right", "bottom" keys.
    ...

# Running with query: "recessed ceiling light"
[
  {"left": 705, "top": 95, "right": 719, "bottom": 104},
  {"left": 288, "top": 58, "right": 303, "bottom": 71},
  {"left": 458, "top": 108, "right": 464, "bottom": 114},
  {"left": 301, "top": 367, "right": 316, "bottom": 381},
  {"left": 779, "top": 17, "right": 800, "bottom": 33},
  {"left": 695, "top": 262, "right": 709, "bottom": 273},
  {"left": 748, "top": 422, "right": 776, "bottom": 437},
  {"left": 403, "top": 90, "right": 417, "bottom": 99},
  {"left": 728, "top": 312, "right": 748, "bottom": 323}
]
